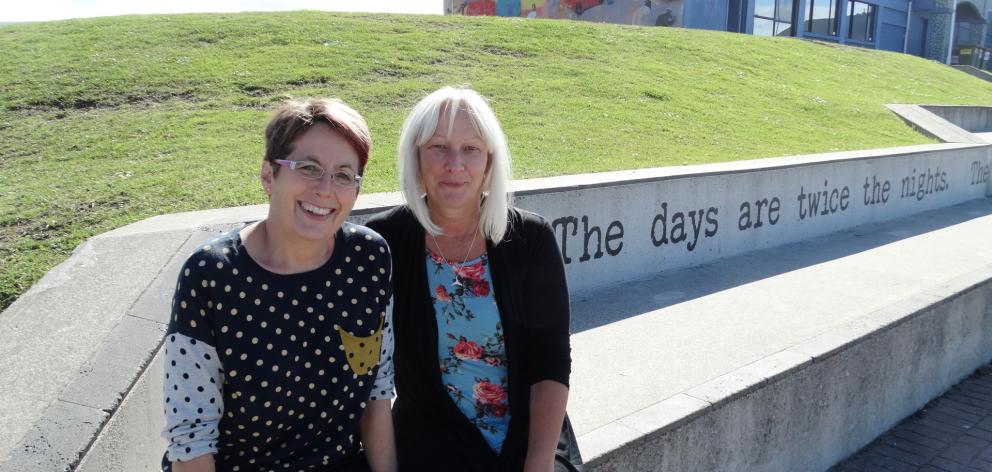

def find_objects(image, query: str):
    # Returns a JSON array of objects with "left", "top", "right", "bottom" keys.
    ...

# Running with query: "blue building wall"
[
  {"left": 907, "top": 15, "right": 929, "bottom": 55},
  {"left": 684, "top": 0, "right": 731, "bottom": 30},
  {"left": 449, "top": 0, "right": 986, "bottom": 63},
  {"left": 878, "top": 3, "right": 909, "bottom": 51}
]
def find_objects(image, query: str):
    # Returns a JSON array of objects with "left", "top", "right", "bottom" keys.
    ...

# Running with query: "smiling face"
[
  {"left": 262, "top": 122, "right": 360, "bottom": 243},
  {"left": 419, "top": 108, "right": 491, "bottom": 219}
]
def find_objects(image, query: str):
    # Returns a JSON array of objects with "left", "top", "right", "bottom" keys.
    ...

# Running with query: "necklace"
[{"left": 429, "top": 227, "right": 479, "bottom": 287}]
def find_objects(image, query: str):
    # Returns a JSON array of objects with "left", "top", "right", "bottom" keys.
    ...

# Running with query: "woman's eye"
[{"left": 298, "top": 164, "right": 323, "bottom": 177}]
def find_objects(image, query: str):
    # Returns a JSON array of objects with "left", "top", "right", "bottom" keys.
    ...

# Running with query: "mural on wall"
[{"left": 444, "top": 0, "right": 683, "bottom": 27}]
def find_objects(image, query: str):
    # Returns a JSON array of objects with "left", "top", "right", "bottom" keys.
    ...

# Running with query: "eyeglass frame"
[{"left": 272, "top": 159, "right": 363, "bottom": 188}]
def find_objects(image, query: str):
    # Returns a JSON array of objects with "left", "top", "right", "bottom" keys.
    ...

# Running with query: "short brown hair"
[{"left": 264, "top": 99, "right": 372, "bottom": 173}]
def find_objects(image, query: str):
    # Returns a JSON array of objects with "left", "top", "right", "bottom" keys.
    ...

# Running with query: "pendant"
[{"left": 451, "top": 264, "right": 463, "bottom": 287}]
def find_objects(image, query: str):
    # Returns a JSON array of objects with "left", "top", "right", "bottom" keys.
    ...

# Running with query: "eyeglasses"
[{"left": 273, "top": 159, "right": 362, "bottom": 188}]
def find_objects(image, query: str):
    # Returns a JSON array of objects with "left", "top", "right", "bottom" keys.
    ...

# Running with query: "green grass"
[{"left": 2, "top": 11, "right": 992, "bottom": 310}]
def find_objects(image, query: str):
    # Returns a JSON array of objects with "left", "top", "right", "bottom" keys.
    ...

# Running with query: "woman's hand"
[
  {"left": 524, "top": 380, "right": 569, "bottom": 472},
  {"left": 171, "top": 454, "right": 215, "bottom": 472},
  {"left": 360, "top": 398, "right": 398, "bottom": 472}
]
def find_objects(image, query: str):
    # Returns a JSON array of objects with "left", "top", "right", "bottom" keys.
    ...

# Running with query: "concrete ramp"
[{"left": 885, "top": 104, "right": 988, "bottom": 144}]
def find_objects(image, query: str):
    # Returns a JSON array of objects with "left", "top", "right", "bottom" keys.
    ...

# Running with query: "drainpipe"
[
  {"left": 903, "top": 0, "right": 912, "bottom": 53},
  {"left": 946, "top": 0, "right": 957, "bottom": 64}
]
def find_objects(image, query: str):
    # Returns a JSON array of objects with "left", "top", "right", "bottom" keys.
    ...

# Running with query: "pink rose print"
[
  {"left": 473, "top": 381, "right": 506, "bottom": 406},
  {"left": 435, "top": 285, "right": 452, "bottom": 302},
  {"left": 454, "top": 261, "right": 491, "bottom": 297},
  {"left": 454, "top": 262, "right": 485, "bottom": 281},
  {"left": 453, "top": 340, "right": 484, "bottom": 360},
  {"left": 489, "top": 403, "right": 508, "bottom": 418}
]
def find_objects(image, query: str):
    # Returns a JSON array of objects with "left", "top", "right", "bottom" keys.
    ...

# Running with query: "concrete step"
[
  {"left": 4, "top": 196, "right": 991, "bottom": 471},
  {"left": 569, "top": 197, "right": 992, "bottom": 471}
]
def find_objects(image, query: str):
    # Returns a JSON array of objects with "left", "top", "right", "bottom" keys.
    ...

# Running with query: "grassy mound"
[{"left": 1, "top": 11, "right": 991, "bottom": 310}]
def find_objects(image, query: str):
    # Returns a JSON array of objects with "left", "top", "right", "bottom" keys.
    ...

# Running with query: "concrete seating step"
[{"left": 568, "top": 197, "right": 992, "bottom": 471}]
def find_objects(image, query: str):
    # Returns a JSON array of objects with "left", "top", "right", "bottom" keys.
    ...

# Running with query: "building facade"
[{"left": 446, "top": 0, "right": 992, "bottom": 68}]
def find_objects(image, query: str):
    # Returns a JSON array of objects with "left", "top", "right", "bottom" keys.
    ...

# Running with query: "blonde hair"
[{"left": 397, "top": 87, "right": 512, "bottom": 241}]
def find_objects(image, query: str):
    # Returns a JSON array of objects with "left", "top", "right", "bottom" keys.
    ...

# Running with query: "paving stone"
[
  {"left": 930, "top": 456, "right": 966, "bottom": 472},
  {"left": 879, "top": 432, "right": 943, "bottom": 460},
  {"left": 917, "top": 416, "right": 975, "bottom": 437},
  {"left": 874, "top": 443, "right": 930, "bottom": 466},
  {"left": 976, "top": 417, "right": 992, "bottom": 433},
  {"left": 941, "top": 442, "right": 985, "bottom": 464},
  {"left": 866, "top": 451, "right": 919, "bottom": 471},
  {"left": 956, "top": 435, "right": 990, "bottom": 450},
  {"left": 946, "top": 394, "right": 992, "bottom": 412},
  {"left": 942, "top": 398, "right": 990, "bottom": 417},
  {"left": 965, "top": 428, "right": 992, "bottom": 443},
  {"left": 957, "top": 384, "right": 992, "bottom": 400},
  {"left": 964, "top": 457, "right": 992, "bottom": 471},
  {"left": 935, "top": 402, "right": 987, "bottom": 424},
  {"left": 890, "top": 427, "right": 952, "bottom": 452},
  {"left": 833, "top": 364, "right": 992, "bottom": 472}
]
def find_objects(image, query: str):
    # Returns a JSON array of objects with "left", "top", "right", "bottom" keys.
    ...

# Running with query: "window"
[
  {"left": 847, "top": 0, "right": 876, "bottom": 42},
  {"left": 806, "top": 0, "right": 839, "bottom": 36},
  {"left": 755, "top": 0, "right": 797, "bottom": 36}
]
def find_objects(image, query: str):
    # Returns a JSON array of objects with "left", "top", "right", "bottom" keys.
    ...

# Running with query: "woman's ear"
[{"left": 261, "top": 160, "right": 274, "bottom": 197}]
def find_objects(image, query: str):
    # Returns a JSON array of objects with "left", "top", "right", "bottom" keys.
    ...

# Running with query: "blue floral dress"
[{"left": 427, "top": 250, "right": 511, "bottom": 452}]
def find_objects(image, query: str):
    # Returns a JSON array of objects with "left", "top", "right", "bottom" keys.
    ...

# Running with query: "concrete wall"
[
  {"left": 509, "top": 143, "right": 990, "bottom": 293},
  {"left": 586, "top": 268, "right": 992, "bottom": 471},
  {"left": 8, "top": 141, "right": 991, "bottom": 471},
  {"left": 923, "top": 105, "right": 992, "bottom": 132}
]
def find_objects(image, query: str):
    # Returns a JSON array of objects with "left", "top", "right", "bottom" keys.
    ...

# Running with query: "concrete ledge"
[
  {"left": 920, "top": 105, "right": 992, "bottom": 134},
  {"left": 2, "top": 141, "right": 990, "bottom": 470},
  {"left": 570, "top": 198, "right": 992, "bottom": 471},
  {"left": 885, "top": 104, "right": 987, "bottom": 144},
  {"left": 951, "top": 65, "right": 992, "bottom": 84}
]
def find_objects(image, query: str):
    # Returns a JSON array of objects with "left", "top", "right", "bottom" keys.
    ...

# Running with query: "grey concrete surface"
[
  {"left": 922, "top": 105, "right": 992, "bottom": 133},
  {"left": 573, "top": 198, "right": 992, "bottom": 471},
  {"left": 0, "top": 400, "right": 109, "bottom": 472},
  {"left": 75, "top": 353, "right": 166, "bottom": 472},
  {"left": 830, "top": 363, "right": 992, "bottom": 472},
  {"left": 886, "top": 104, "right": 987, "bottom": 143},
  {"left": 64, "top": 197, "right": 992, "bottom": 472},
  {"left": 952, "top": 65, "right": 992, "bottom": 83},
  {"left": 1, "top": 145, "right": 990, "bottom": 470},
  {"left": 0, "top": 230, "right": 190, "bottom": 464}
]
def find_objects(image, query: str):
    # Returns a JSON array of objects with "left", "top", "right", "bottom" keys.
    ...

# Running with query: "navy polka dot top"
[{"left": 161, "top": 223, "right": 394, "bottom": 471}]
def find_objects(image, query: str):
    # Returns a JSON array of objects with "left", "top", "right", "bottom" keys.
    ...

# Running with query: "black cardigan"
[{"left": 366, "top": 205, "right": 572, "bottom": 471}]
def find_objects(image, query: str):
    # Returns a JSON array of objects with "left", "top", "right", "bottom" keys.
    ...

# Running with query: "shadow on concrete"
[{"left": 570, "top": 198, "right": 992, "bottom": 334}]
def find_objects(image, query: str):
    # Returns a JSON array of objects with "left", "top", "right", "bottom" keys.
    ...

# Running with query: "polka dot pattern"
[{"left": 161, "top": 223, "right": 393, "bottom": 471}]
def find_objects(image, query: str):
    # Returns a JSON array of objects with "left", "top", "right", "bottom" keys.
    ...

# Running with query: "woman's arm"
[
  {"left": 172, "top": 454, "right": 216, "bottom": 472},
  {"left": 360, "top": 398, "right": 397, "bottom": 472},
  {"left": 520, "top": 215, "right": 574, "bottom": 471},
  {"left": 162, "top": 254, "right": 224, "bottom": 466},
  {"left": 362, "top": 278, "right": 397, "bottom": 472},
  {"left": 524, "top": 380, "right": 569, "bottom": 472}
]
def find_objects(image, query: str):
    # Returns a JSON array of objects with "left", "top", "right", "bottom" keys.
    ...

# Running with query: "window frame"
[
  {"left": 806, "top": 0, "right": 840, "bottom": 36},
  {"left": 754, "top": 0, "right": 798, "bottom": 37},
  {"left": 846, "top": 0, "right": 877, "bottom": 43}
]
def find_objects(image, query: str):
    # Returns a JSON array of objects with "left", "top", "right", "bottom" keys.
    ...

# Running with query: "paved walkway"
[{"left": 830, "top": 364, "right": 992, "bottom": 472}]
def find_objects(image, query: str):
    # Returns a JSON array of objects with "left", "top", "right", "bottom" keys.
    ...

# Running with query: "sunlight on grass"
[{"left": 1, "top": 11, "right": 992, "bottom": 309}]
